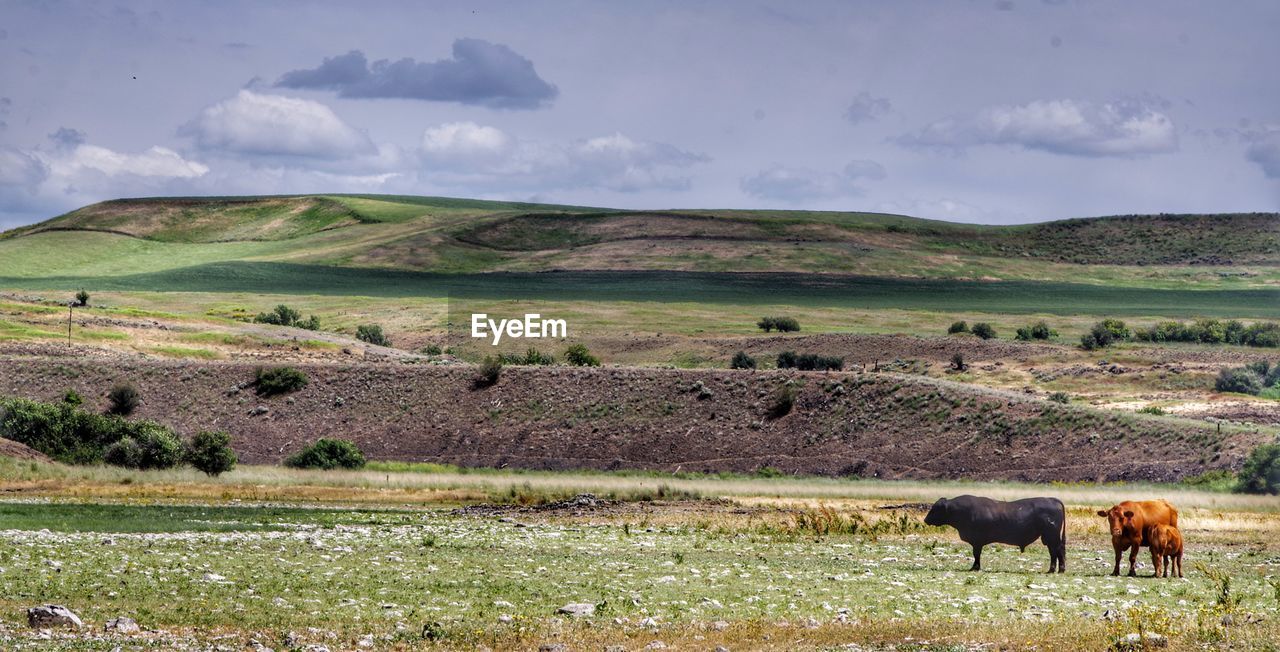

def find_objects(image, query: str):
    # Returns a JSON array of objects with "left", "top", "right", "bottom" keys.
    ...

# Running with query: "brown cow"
[
  {"left": 1097, "top": 499, "right": 1178, "bottom": 577},
  {"left": 1149, "top": 524, "right": 1183, "bottom": 578}
]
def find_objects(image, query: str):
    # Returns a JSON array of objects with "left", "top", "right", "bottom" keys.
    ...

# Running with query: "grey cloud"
[
  {"left": 49, "top": 127, "right": 87, "bottom": 149},
  {"left": 898, "top": 99, "right": 1178, "bottom": 157},
  {"left": 741, "top": 160, "right": 886, "bottom": 201},
  {"left": 844, "top": 92, "right": 891, "bottom": 125},
  {"left": 1246, "top": 131, "right": 1280, "bottom": 178},
  {"left": 276, "top": 40, "right": 559, "bottom": 109},
  {"left": 0, "top": 147, "right": 49, "bottom": 189},
  {"left": 995, "top": 1, "right": 1015, "bottom": 11}
]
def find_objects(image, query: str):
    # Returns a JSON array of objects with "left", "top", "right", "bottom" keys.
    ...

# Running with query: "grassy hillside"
[{"left": 2, "top": 195, "right": 1279, "bottom": 287}]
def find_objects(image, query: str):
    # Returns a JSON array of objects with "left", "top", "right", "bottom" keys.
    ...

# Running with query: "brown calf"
[
  {"left": 1097, "top": 499, "right": 1178, "bottom": 577},
  {"left": 1149, "top": 524, "right": 1183, "bottom": 578}
]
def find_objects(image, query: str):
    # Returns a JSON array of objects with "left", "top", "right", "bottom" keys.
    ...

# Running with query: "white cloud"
[
  {"left": 740, "top": 160, "right": 886, "bottom": 201},
  {"left": 1245, "top": 129, "right": 1280, "bottom": 178},
  {"left": 182, "top": 90, "right": 374, "bottom": 159},
  {"left": 49, "top": 144, "right": 208, "bottom": 179},
  {"left": 0, "top": 147, "right": 49, "bottom": 188},
  {"left": 899, "top": 99, "right": 1178, "bottom": 157},
  {"left": 417, "top": 124, "right": 708, "bottom": 192}
]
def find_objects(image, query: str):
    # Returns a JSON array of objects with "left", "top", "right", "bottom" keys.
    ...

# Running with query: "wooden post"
[{"left": 67, "top": 304, "right": 72, "bottom": 347}]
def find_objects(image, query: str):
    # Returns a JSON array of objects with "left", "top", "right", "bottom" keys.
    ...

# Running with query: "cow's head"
[
  {"left": 1097, "top": 505, "right": 1137, "bottom": 538},
  {"left": 924, "top": 498, "right": 949, "bottom": 527}
]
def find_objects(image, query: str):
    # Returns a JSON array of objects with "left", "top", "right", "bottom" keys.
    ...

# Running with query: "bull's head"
[
  {"left": 1097, "top": 506, "right": 1136, "bottom": 538},
  {"left": 924, "top": 498, "right": 949, "bottom": 527}
]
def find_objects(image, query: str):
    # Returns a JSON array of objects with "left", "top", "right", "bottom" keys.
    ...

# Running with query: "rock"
[
  {"left": 1122, "top": 632, "right": 1168, "bottom": 648},
  {"left": 639, "top": 616, "right": 659, "bottom": 629},
  {"left": 539, "top": 644, "right": 569, "bottom": 652},
  {"left": 556, "top": 603, "right": 595, "bottom": 617},
  {"left": 646, "top": 641, "right": 667, "bottom": 650},
  {"left": 27, "top": 604, "right": 82, "bottom": 629},
  {"left": 104, "top": 616, "right": 140, "bottom": 634},
  {"left": 498, "top": 614, "right": 514, "bottom": 624},
  {"left": 711, "top": 621, "right": 729, "bottom": 631},
  {"left": 356, "top": 634, "right": 375, "bottom": 648},
  {"left": 715, "top": 647, "right": 730, "bottom": 652},
  {"left": 249, "top": 405, "right": 268, "bottom": 416}
]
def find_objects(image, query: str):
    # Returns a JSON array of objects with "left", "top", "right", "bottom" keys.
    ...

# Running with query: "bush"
[
  {"left": 950, "top": 352, "right": 966, "bottom": 371},
  {"left": 947, "top": 321, "right": 968, "bottom": 334},
  {"left": 103, "top": 437, "right": 143, "bottom": 468},
  {"left": 475, "top": 356, "right": 503, "bottom": 387},
  {"left": 1048, "top": 391, "right": 1070, "bottom": 404},
  {"left": 355, "top": 324, "right": 390, "bottom": 347},
  {"left": 128, "top": 421, "right": 185, "bottom": 470},
  {"left": 521, "top": 347, "right": 555, "bottom": 365},
  {"left": 1082, "top": 319, "right": 1132, "bottom": 350},
  {"left": 1235, "top": 443, "right": 1280, "bottom": 495},
  {"left": 795, "top": 353, "right": 843, "bottom": 371},
  {"left": 1215, "top": 367, "right": 1264, "bottom": 394},
  {"left": 769, "top": 384, "right": 798, "bottom": 418},
  {"left": 776, "top": 350, "right": 797, "bottom": 369},
  {"left": 1016, "top": 321, "right": 1055, "bottom": 341},
  {"left": 61, "top": 389, "right": 83, "bottom": 408},
  {"left": 285, "top": 438, "right": 366, "bottom": 470},
  {"left": 564, "top": 344, "right": 600, "bottom": 367},
  {"left": 187, "top": 430, "right": 237, "bottom": 476},
  {"left": 730, "top": 351, "right": 757, "bottom": 370},
  {"left": 106, "top": 383, "right": 140, "bottom": 416},
  {"left": 757, "top": 316, "right": 800, "bottom": 333},
  {"left": 0, "top": 396, "right": 182, "bottom": 468},
  {"left": 1134, "top": 319, "right": 1280, "bottom": 348},
  {"left": 421, "top": 344, "right": 444, "bottom": 356},
  {"left": 253, "top": 304, "right": 320, "bottom": 330},
  {"left": 254, "top": 367, "right": 308, "bottom": 397},
  {"left": 74, "top": 290, "right": 89, "bottom": 307},
  {"left": 970, "top": 323, "right": 996, "bottom": 340}
]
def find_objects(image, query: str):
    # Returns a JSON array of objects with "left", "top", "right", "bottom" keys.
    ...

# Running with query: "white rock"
[
  {"left": 27, "top": 605, "right": 82, "bottom": 629},
  {"left": 556, "top": 603, "right": 595, "bottom": 617},
  {"left": 104, "top": 616, "right": 140, "bottom": 634}
]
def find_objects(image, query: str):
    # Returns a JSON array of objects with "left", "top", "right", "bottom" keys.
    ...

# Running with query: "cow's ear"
[
  {"left": 1123, "top": 510, "right": 1134, "bottom": 518},
  {"left": 1096, "top": 510, "right": 1107, "bottom": 517}
]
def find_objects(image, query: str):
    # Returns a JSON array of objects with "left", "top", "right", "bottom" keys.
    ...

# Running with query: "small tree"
[
  {"left": 106, "top": 383, "right": 140, "bottom": 416},
  {"left": 971, "top": 323, "right": 996, "bottom": 340},
  {"left": 355, "top": 324, "right": 390, "bottom": 347},
  {"left": 61, "top": 389, "right": 83, "bottom": 407},
  {"left": 947, "top": 321, "right": 969, "bottom": 334},
  {"left": 757, "top": 317, "right": 776, "bottom": 333},
  {"left": 74, "top": 290, "right": 90, "bottom": 307},
  {"left": 254, "top": 367, "right": 309, "bottom": 397},
  {"left": 1215, "top": 367, "right": 1264, "bottom": 394},
  {"left": 773, "top": 317, "right": 801, "bottom": 333},
  {"left": 564, "top": 344, "right": 600, "bottom": 367},
  {"left": 187, "top": 430, "right": 237, "bottom": 476},
  {"left": 1235, "top": 443, "right": 1280, "bottom": 495},
  {"left": 950, "top": 352, "right": 966, "bottom": 371},
  {"left": 475, "top": 356, "right": 503, "bottom": 387},
  {"left": 776, "top": 350, "right": 797, "bottom": 369},
  {"left": 730, "top": 351, "right": 757, "bottom": 370},
  {"left": 285, "top": 438, "right": 366, "bottom": 470}
]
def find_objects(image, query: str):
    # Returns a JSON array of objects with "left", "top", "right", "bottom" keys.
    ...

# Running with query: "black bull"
[{"left": 924, "top": 495, "right": 1067, "bottom": 572}]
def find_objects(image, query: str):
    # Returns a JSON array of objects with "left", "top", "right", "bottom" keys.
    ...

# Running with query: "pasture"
[{"left": 0, "top": 463, "right": 1278, "bottom": 650}]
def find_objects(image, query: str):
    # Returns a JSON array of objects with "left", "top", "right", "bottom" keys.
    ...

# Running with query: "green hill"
[{"left": 2, "top": 194, "right": 1279, "bottom": 290}]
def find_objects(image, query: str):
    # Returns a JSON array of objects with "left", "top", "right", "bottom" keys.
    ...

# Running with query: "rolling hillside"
[{"left": 2, "top": 195, "right": 1279, "bottom": 281}]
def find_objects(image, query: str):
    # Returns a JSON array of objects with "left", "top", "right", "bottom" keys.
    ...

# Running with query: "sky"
[{"left": 1, "top": 0, "right": 1279, "bottom": 229}]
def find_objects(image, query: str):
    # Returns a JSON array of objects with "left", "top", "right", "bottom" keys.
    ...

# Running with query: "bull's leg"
[
  {"left": 1055, "top": 542, "right": 1067, "bottom": 573},
  {"left": 1111, "top": 547, "right": 1122, "bottom": 576},
  {"left": 1127, "top": 544, "right": 1140, "bottom": 577},
  {"left": 970, "top": 543, "right": 983, "bottom": 571}
]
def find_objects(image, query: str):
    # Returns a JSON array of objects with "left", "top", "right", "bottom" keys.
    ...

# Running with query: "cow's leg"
[
  {"left": 970, "top": 543, "right": 983, "bottom": 571},
  {"left": 1151, "top": 549, "right": 1162, "bottom": 577},
  {"left": 1175, "top": 553, "right": 1183, "bottom": 578},
  {"left": 1111, "top": 546, "right": 1122, "bottom": 577},
  {"left": 1127, "top": 544, "right": 1140, "bottom": 577}
]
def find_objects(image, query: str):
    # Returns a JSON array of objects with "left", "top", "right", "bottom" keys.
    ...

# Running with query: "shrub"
[
  {"left": 1048, "top": 391, "right": 1070, "bottom": 404},
  {"left": 103, "top": 437, "right": 143, "bottom": 468},
  {"left": 1, "top": 398, "right": 127, "bottom": 464},
  {"left": 187, "top": 430, "right": 237, "bottom": 476},
  {"left": 730, "top": 351, "right": 757, "bottom": 370},
  {"left": 1135, "top": 319, "right": 1280, "bottom": 348},
  {"left": 950, "top": 352, "right": 966, "bottom": 371},
  {"left": 1215, "top": 367, "right": 1264, "bottom": 394},
  {"left": 970, "top": 323, "right": 996, "bottom": 340},
  {"left": 1082, "top": 319, "right": 1132, "bottom": 350},
  {"left": 564, "top": 344, "right": 600, "bottom": 367},
  {"left": 1016, "top": 321, "right": 1055, "bottom": 341},
  {"left": 285, "top": 438, "right": 366, "bottom": 470},
  {"left": 769, "top": 384, "right": 798, "bottom": 418},
  {"left": 129, "top": 421, "right": 185, "bottom": 469},
  {"left": 61, "top": 389, "right": 83, "bottom": 408},
  {"left": 253, "top": 304, "right": 320, "bottom": 330},
  {"left": 758, "top": 316, "right": 800, "bottom": 333},
  {"left": 355, "top": 324, "right": 390, "bottom": 347},
  {"left": 74, "top": 290, "right": 89, "bottom": 307},
  {"left": 106, "top": 383, "right": 140, "bottom": 416},
  {"left": 947, "top": 321, "right": 969, "bottom": 334},
  {"left": 521, "top": 347, "right": 555, "bottom": 365},
  {"left": 254, "top": 367, "right": 308, "bottom": 397},
  {"left": 421, "top": 344, "right": 444, "bottom": 356},
  {"left": 1137, "top": 405, "right": 1166, "bottom": 415},
  {"left": 776, "top": 350, "right": 797, "bottom": 369},
  {"left": 475, "top": 356, "right": 503, "bottom": 387},
  {"left": 1235, "top": 443, "right": 1280, "bottom": 495},
  {"left": 795, "top": 353, "right": 843, "bottom": 371}
]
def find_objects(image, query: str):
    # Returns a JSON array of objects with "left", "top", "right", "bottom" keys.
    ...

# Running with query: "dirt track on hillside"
[{"left": 0, "top": 344, "right": 1260, "bottom": 482}]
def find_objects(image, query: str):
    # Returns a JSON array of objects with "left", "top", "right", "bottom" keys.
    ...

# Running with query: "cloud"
[
  {"left": 48, "top": 144, "right": 208, "bottom": 180},
  {"left": 181, "top": 90, "right": 374, "bottom": 159},
  {"left": 899, "top": 99, "right": 1178, "bottom": 157},
  {"left": 276, "top": 40, "right": 559, "bottom": 109},
  {"left": 844, "top": 91, "right": 892, "bottom": 125},
  {"left": 740, "top": 160, "right": 886, "bottom": 201},
  {"left": 48, "top": 127, "right": 87, "bottom": 149},
  {"left": 0, "top": 147, "right": 49, "bottom": 189},
  {"left": 1246, "top": 130, "right": 1280, "bottom": 178},
  {"left": 418, "top": 123, "right": 707, "bottom": 192}
]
